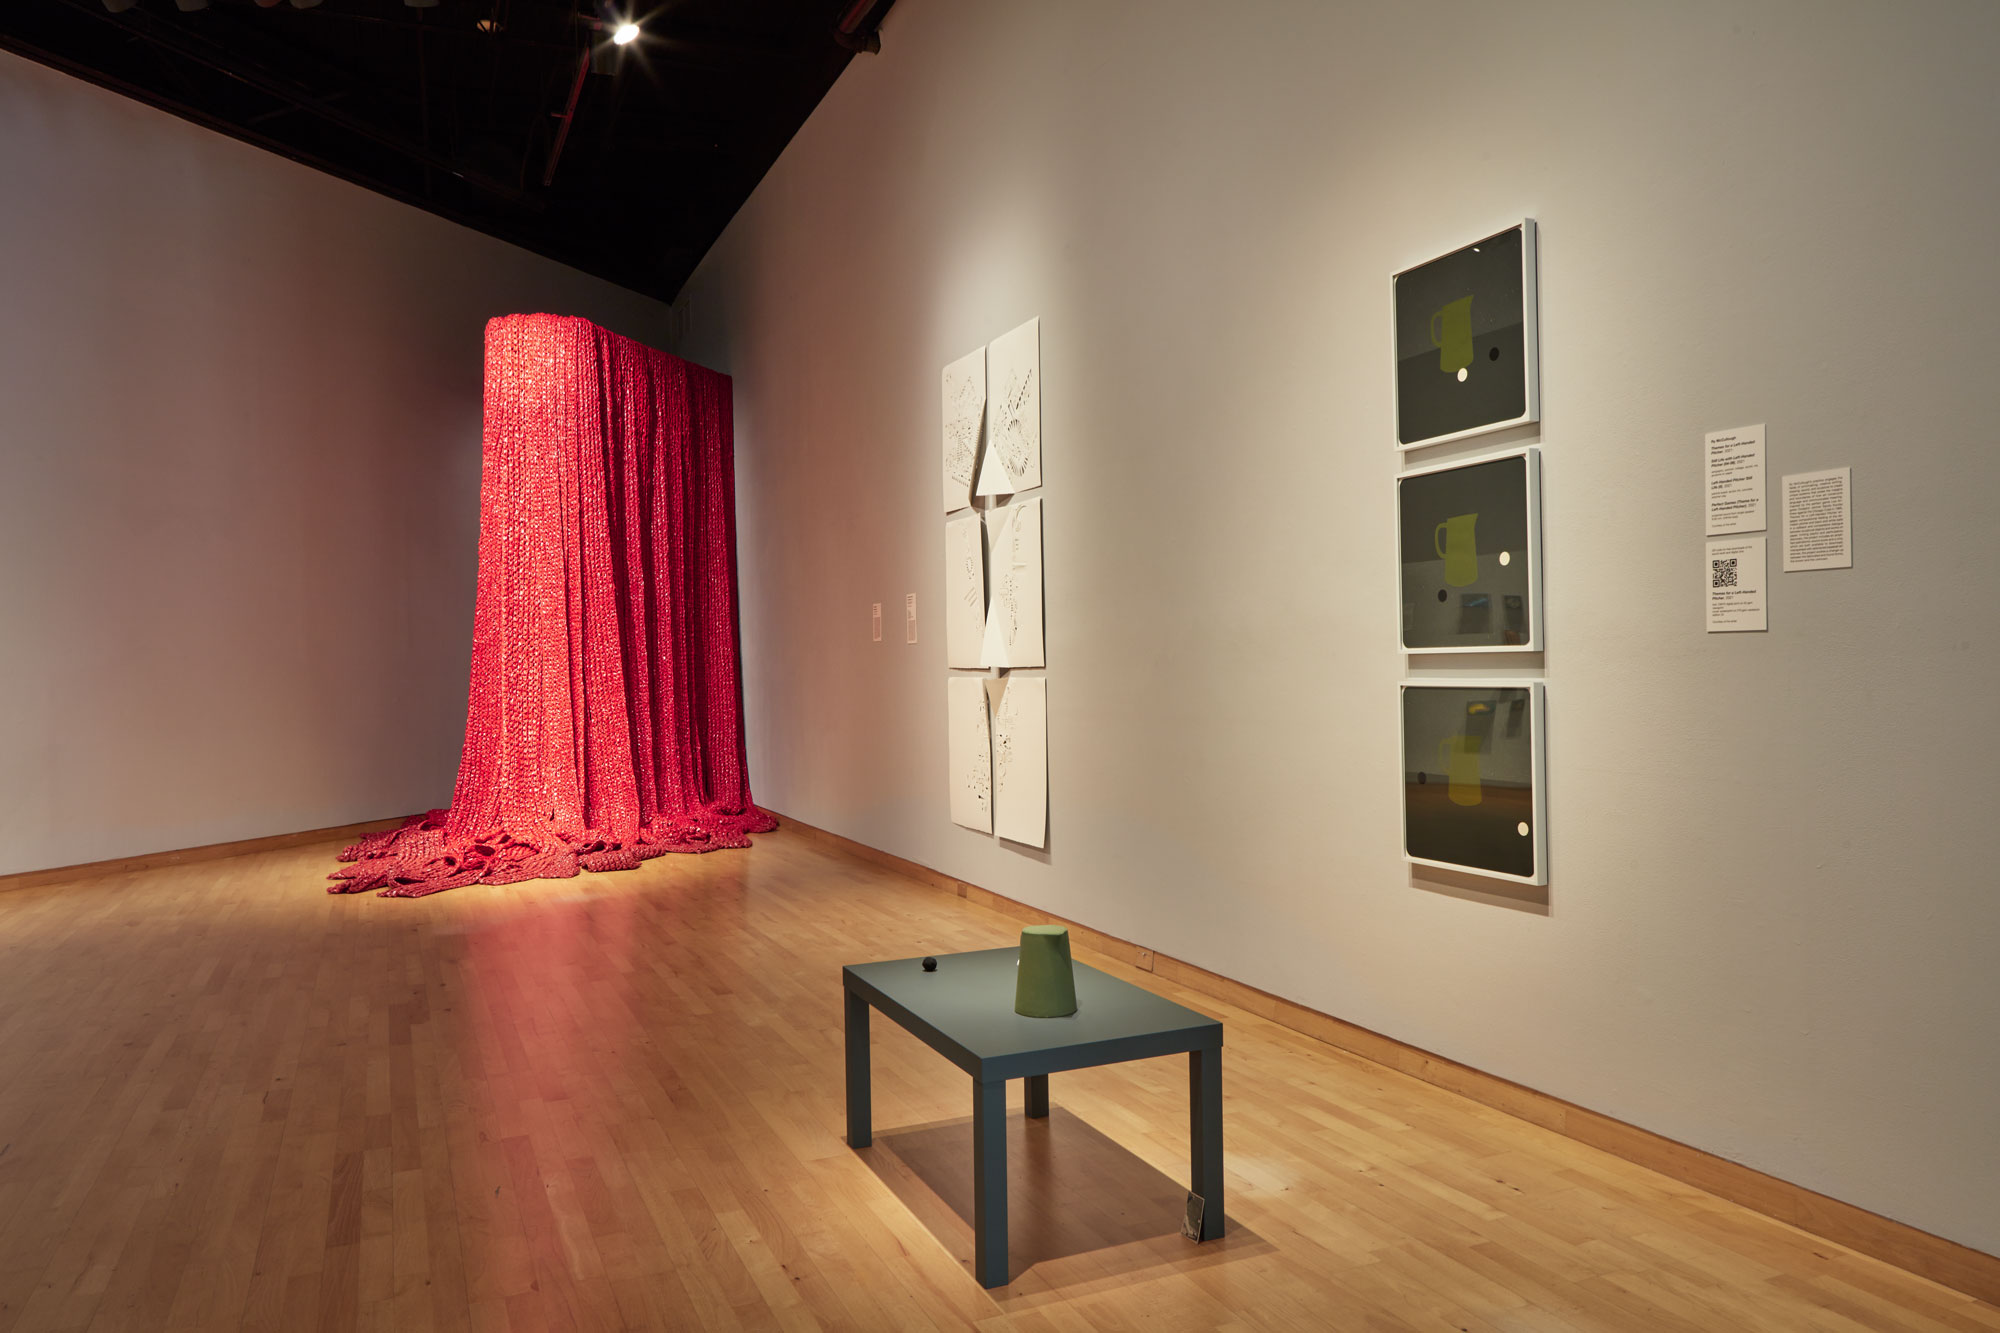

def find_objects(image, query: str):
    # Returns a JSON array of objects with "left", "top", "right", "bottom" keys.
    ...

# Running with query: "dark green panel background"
[
  {"left": 1395, "top": 225, "right": 1527, "bottom": 445},
  {"left": 1403, "top": 685, "right": 1537, "bottom": 879},
  {"left": 1399, "top": 454, "right": 1533, "bottom": 649}
]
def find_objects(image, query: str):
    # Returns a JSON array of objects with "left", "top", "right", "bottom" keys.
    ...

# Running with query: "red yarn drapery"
[{"left": 331, "top": 314, "right": 774, "bottom": 897}]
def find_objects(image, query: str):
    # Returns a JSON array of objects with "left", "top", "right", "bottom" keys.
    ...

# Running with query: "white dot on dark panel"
[
  {"left": 1498, "top": 551, "right": 1511, "bottom": 566},
  {"left": 1517, "top": 822, "right": 1530, "bottom": 837},
  {"left": 1456, "top": 367, "right": 1468, "bottom": 382}
]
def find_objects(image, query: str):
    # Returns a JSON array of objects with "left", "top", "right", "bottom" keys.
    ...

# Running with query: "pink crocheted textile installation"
[{"left": 331, "top": 314, "right": 775, "bottom": 898}]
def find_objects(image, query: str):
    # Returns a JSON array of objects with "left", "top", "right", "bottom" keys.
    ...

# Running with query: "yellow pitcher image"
[
  {"left": 1429, "top": 295, "right": 1475, "bottom": 375},
  {"left": 1437, "top": 734, "right": 1482, "bottom": 806},
  {"left": 1435, "top": 512, "right": 1479, "bottom": 587}
]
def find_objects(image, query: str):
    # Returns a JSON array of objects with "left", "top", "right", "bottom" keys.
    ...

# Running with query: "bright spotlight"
[{"left": 612, "top": 21, "right": 639, "bottom": 45}]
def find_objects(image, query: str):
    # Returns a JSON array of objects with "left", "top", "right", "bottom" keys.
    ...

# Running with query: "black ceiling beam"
[
  {"left": 541, "top": 48, "right": 588, "bottom": 186},
  {"left": 0, "top": 27, "right": 594, "bottom": 267},
  {"left": 302, "top": 8, "right": 574, "bottom": 52},
  {"left": 54, "top": 0, "right": 528, "bottom": 203},
  {"left": 308, "top": 8, "right": 829, "bottom": 65},
  {"left": 0, "top": 0, "right": 863, "bottom": 303}
]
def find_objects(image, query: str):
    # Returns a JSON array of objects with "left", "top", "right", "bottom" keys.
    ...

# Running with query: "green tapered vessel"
[{"left": 1014, "top": 925, "right": 1078, "bottom": 1018}]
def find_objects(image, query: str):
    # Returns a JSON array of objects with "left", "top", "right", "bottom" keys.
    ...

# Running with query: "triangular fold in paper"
[
  {"left": 979, "top": 584, "right": 1008, "bottom": 667},
  {"left": 978, "top": 499, "right": 1043, "bottom": 670},
  {"left": 973, "top": 441, "right": 1011, "bottom": 498},
  {"left": 984, "top": 674, "right": 1009, "bottom": 717},
  {"left": 979, "top": 503, "right": 1010, "bottom": 667}
]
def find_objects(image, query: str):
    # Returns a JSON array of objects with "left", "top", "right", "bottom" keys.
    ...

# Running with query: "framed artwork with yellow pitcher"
[
  {"left": 1399, "top": 680, "right": 1546, "bottom": 885},
  {"left": 1397, "top": 446, "right": 1542, "bottom": 653},
  {"left": 1392, "top": 220, "right": 1539, "bottom": 450}
]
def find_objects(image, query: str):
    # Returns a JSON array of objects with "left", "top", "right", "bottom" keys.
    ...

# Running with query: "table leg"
[
  {"left": 1024, "top": 1073, "right": 1049, "bottom": 1119},
  {"left": 844, "top": 989, "right": 871, "bottom": 1149},
  {"left": 973, "top": 1077, "right": 1009, "bottom": 1287},
  {"left": 1190, "top": 1046, "right": 1224, "bottom": 1239}
]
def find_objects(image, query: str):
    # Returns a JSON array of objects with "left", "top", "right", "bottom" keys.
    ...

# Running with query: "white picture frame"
[
  {"left": 1392, "top": 219, "right": 1540, "bottom": 452},
  {"left": 1395, "top": 445, "right": 1543, "bottom": 654},
  {"left": 1398, "top": 679, "right": 1546, "bottom": 886}
]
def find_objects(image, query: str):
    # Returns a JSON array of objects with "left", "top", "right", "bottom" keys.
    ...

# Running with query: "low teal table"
[{"left": 842, "top": 946, "right": 1225, "bottom": 1288}]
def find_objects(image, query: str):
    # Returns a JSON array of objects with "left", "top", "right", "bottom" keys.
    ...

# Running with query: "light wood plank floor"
[{"left": 0, "top": 827, "right": 1993, "bottom": 1332}]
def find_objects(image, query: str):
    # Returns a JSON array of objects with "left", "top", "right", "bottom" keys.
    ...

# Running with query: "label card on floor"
[
  {"left": 1782, "top": 467, "right": 1852, "bottom": 570},
  {"left": 1182, "top": 1193, "right": 1206, "bottom": 1242},
  {"left": 1706, "top": 536, "right": 1767, "bottom": 632},
  {"left": 1704, "top": 424, "right": 1766, "bottom": 535}
]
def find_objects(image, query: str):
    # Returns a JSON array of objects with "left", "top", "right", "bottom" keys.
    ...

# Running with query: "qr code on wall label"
[{"left": 1711, "top": 557, "right": 1739, "bottom": 589}]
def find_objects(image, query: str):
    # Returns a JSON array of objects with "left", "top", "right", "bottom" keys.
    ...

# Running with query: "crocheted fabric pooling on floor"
[{"left": 331, "top": 314, "right": 774, "bottom": 898}]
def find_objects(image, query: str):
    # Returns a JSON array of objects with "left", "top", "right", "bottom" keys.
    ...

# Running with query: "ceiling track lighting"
[
  {"left": 552, "top": 10, "right": 642, "bottom": 182},
  {"left": 579, "top": 11, "right": 642, "bottom": 47},
  {"left": 581, "top": 11, "right": 639, "bottom": 75}
]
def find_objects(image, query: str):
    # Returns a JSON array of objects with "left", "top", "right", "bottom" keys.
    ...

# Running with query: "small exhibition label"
[
  {"left": 1706, "top": 536, "right": 1767, "bottom": 632},
  {"left": 1782, "top": 467, "right": 1852, "bottom": 571},
  {"left": 1704, "top": 424, "right": 1767, "bottom": 535}
]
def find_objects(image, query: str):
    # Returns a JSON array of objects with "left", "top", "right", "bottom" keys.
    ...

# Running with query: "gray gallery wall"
[
  {"left": 0, "top": 51, "right": 676, "bottom": 876},
  {"left": 674, "top": 1, "right": 2000, "bottom": 1253}
]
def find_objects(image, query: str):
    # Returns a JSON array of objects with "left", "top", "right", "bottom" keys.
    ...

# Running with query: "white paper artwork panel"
[
  {"left": 942, "top": 346, "right": 986, "bottom": 514},
  {"left": 974, "top": 317, "right": 1040, "bottom": 496},
  {"left": 943, "top": 512, "right": 986, "bottom": 667},
  {"left": 979, "top": 498, "right": 1044, "bottom": 668},
  {"left": 947, "top": 677, "right": 992, "bottom": 833},
  {"left": 990, "top": 675, "right": 1047, "bottom": 848}
]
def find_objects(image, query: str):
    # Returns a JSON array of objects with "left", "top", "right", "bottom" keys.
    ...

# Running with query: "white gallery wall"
[
  {"left": 675, "top": 1, "right": 2000, "bottom": 1254},
  {"left": 0, "top": 51, "right": 676, "bottom": 875}
]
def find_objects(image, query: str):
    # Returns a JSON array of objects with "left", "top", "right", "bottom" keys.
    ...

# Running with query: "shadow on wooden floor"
[{"left": 858, "top": 1104, "right": 1271, "bottom": 1293}]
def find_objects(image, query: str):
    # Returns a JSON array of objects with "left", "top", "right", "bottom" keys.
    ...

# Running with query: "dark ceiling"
[{"left": 0, "top": 0, "right": 890, "bottom": 303}]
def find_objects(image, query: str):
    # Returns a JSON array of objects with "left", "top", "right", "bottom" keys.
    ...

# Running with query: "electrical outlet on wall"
[{"left": 871, "top": 603, "right": 882, "bottom": 642}]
